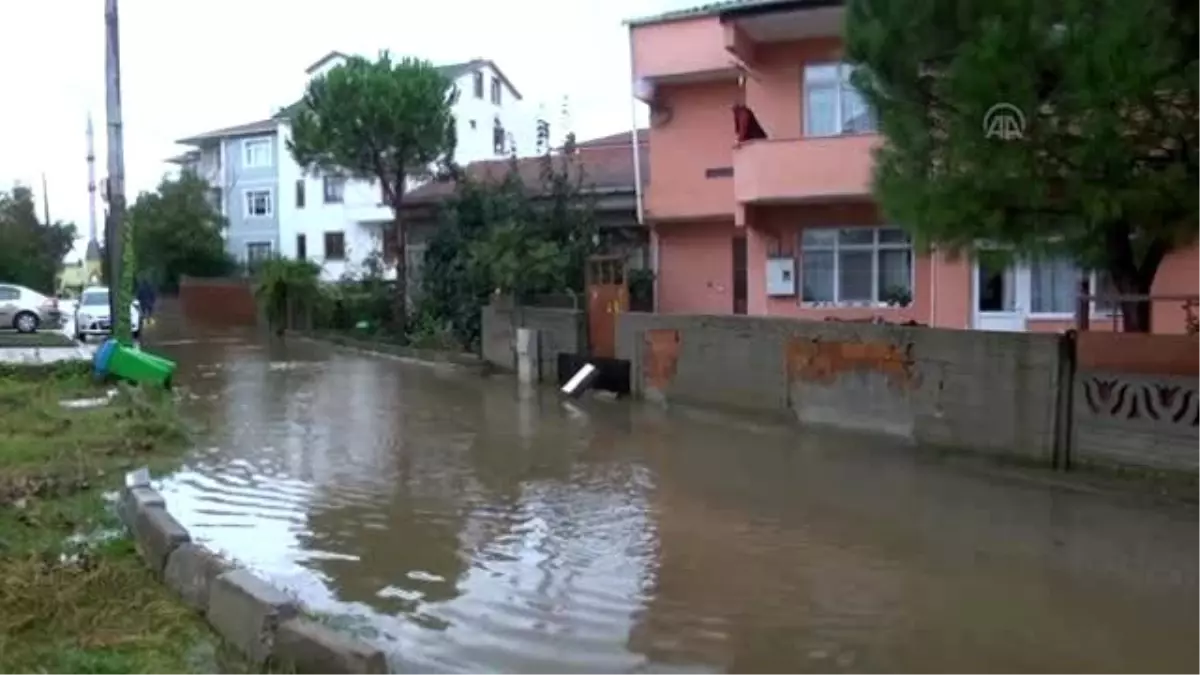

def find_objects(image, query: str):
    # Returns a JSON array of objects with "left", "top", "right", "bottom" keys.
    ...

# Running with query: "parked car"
[
  {"left": 0, "top": 283, "right": 62, "bottom": 333},
  {"left": 74, "top": 286, "right": 141, "bottom": 342}
]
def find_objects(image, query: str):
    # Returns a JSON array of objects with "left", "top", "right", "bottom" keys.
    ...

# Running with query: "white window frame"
[
  {"left": 1027, "top": 257, "right": 1117, "bottom": 319},
  {"left": 322, "top": 175, "right": 345, "bottom": 204},
  {"left": 242, "top": 137, "right": 274, "bottom": 168},
  {"left": 799, "top": 226, "right": 915, "bottom": 307},
  {"left": 802, "top": 62, "right": 877, "bottom": 137},
  {"left": 245, "top": 241, "right": 272, "bottom": 262},
  {"left": 243, "top": 188, "right": 273, "bottom": 218}
]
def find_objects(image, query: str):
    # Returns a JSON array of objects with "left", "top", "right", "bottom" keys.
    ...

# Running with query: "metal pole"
[{"left": 105, "top": 0, "right": 132, "bottom": 343}]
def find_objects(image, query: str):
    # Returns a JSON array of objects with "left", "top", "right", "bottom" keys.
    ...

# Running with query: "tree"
[
  {"left": 0, "top": 186, "right": 76, "bottom": 293},
  {"left": 288, "top": 52, "right": 458, "bottom": 338},
  {"left": 845, "top": 0, "right": 1198, "bottom": 331},
  {"left": 126, "top": 173, "right": 235, "bottom": 291},
  {"left": 419, "top": 138, "right": 598, "bottom": 350}
]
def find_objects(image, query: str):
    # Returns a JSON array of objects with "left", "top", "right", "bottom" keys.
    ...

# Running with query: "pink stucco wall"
[{"left": 634, "top": 19, "right": 1198, "bottom": 333}]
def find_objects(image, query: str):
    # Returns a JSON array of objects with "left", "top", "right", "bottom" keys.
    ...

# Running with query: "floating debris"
[{"left": 58, "top": 388, "right": 119, "bottom": 409}]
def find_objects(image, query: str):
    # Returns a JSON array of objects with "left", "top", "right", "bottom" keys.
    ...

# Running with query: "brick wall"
[
  {"left": 618, "top": 313, "right": 1064, "bottom": 463},
  {"left": 178, "top": 276, "right": 258, "bottom": 328}
]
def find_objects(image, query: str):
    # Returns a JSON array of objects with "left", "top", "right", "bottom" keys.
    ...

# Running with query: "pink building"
[{"left": 627, "top": 0, "right": 1197, "bottom": 333}]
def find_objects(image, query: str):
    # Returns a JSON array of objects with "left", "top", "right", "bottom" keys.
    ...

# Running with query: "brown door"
[
  {"left": 732, "top": 235, "right": 748, "bottom": 315},
  {"left": 587, "top": 256, "right": 629, "bottom": 359}
]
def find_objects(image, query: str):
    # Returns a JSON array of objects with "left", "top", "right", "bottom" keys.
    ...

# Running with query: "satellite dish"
[{"left": 633, "top": 78, "right": 655, "bottom": 101}]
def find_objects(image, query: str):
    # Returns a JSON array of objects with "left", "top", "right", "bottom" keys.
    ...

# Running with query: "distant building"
[{"left": 168, "top": 52, "right": 547, "bottom": 281}]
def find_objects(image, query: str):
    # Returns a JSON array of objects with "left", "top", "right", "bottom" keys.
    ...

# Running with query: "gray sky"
[{"left": 1, "top": 0, "right": 684, "bottom": 260}]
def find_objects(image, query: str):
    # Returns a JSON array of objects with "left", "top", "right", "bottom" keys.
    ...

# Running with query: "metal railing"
[{"left": 1074, "top": 280, "right": 1198, "bottom": 334}]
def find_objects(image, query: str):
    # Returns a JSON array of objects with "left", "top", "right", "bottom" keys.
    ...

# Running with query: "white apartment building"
[{"left": 171, "top": 51, "right": 548, "bottom": 280}]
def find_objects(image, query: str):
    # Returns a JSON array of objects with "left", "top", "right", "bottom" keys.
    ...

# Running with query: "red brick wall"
[{"left": 178, "top": 276, "right": 258, "bottom": 327}]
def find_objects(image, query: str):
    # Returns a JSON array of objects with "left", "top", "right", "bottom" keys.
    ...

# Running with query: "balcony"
[
  {"left": 631, "top": 17, "right": 739, "bottom": 87},
  {"left": 732, "top": 135, "right": 879, "bottom": 204}
]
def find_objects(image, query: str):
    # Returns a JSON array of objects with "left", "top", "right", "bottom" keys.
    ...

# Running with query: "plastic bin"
[{"left": 93, "top": 338, "right": 176, "bottom": 388}]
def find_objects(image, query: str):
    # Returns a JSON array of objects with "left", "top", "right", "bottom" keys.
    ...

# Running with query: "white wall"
[{"left": 275, "top": 58, "right": 549, "bottom": 281}]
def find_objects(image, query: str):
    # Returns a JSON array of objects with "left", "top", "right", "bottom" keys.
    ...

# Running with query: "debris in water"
[{"left": 58, "top": 388, "right": 119, "bottom": 409}]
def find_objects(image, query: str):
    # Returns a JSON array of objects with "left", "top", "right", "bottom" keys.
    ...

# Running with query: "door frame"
[{"left": 971, "top": 249, "right": 1031, "bottom": 331}]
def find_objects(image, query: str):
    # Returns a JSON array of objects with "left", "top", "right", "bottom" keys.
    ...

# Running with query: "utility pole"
[
  {"left": 40, "top": 173, "right": 51, "bottom": 224},
  {"left": 105, "top": 0, "right": 132, "bottom": 343}
]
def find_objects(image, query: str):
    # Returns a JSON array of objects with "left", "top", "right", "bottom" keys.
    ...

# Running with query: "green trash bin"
[{"left": 93, "top": 338, "right": 177, "bottom": 388}]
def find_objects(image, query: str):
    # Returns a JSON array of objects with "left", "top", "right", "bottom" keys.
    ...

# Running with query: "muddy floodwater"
[{"left": 149, "top": 327, "right": 1198, "bottom": 673}]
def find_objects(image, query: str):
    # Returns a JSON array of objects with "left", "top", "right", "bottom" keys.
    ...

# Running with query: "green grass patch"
[
  {"left": 0, "top": 362, "right": 264, "bottom": 673},
  {"left": 0, "top": 331, "right": 75, "bottom": 347}
]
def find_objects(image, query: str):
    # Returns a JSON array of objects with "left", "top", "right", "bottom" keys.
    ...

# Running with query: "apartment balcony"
[
  {"left": 631, "top": 17, "right": 740, "bottom": 87},
  {"left": 732, "top": 135, "right": 879, "bottom": 204}
]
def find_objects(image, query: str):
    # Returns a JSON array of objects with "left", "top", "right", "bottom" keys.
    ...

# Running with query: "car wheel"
[
  {"left": 13, "top": 311, "right": 39, "bottom": 334},
  {"left": 76, "top": 331, "right": 86, "bottom": 343}
]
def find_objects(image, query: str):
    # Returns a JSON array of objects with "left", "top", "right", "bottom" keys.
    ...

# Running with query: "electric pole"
[{"left": 105, "top": 0, "right": 132, "bottom": 343}]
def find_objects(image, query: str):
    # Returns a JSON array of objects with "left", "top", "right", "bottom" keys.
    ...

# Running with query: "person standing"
[{"left": 135, "top": 275, "right": 157, "bottom": 327}]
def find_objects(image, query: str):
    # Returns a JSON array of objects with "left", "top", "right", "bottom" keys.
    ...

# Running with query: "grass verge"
[
  {"left": 0, "top": 331, "right": 75, "bottom": 347},
  {"left": 0, "top": 361, "right": 261, "bottom": 673}
]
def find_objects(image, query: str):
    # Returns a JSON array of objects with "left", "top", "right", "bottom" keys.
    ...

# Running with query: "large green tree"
[
  {"left": 288, "top": 52, "right": 458, "bottom": 338},
  {"left": 845, "top": 0, "right": 1198, "bottom": 331},
  {"left": 419, "top": 136, "right": 598, "bottom": 350},
  {"left": 126, "top": 173, "right": 234, "bottom": 292},
  {"left": 0, "top": 186, "right": 76, "bottom": 293}
]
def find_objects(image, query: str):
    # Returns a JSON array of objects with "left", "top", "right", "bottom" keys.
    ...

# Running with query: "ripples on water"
[{"left": 152, "top": 332, "right": 1198, "bottom": 674}]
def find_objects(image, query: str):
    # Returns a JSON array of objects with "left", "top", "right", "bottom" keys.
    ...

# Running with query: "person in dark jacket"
[{"left": 135, "top": 276, "right": 156, "bottom": 326}]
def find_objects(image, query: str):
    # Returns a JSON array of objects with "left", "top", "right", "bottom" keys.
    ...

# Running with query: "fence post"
[
  {"left": 1052, "top": 329, "right": 1079, "bottom": 471},
  {"left": 1074, "top": 278, "right": 1090, "bottom": 331}
]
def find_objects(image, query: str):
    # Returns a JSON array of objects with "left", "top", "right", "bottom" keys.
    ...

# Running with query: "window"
[
  {"left": 242, "top": 138, "right": 273, "bottom": 168},
  {"left": 382, "top": 228, "right": 398, "bottom": 263},
  {"left": 473, "top": 71, "right": 484, "bottom": 99},
  {"left": 804, "top": 63, "right": 877, "bottom": 137},
  {"left": 244, "top": 189, "right": 273, "bottom": 217},
  {"left": 207, "top": 188, "right": 223, "bottom": 213},
  {"left": 1030, "top": 256, "right": 1116, "bottom": 315},
  {"left": 469, "top": 119, "right": 477, "bottom": 130},
  {"left": 295, "top": 179, "right": 306, "bottom": 208},
  {"left": 296, "top": 234, "right": 307, "bottom": 260},
  {"left": 800, "top": 227, "right": 912, "bottom": 305},
  {"left": 490, "top": 76, "right": 502, "bottom": 105},
  {"left": 246, "top": 241, "right": 272, "bottom": 263},
  {"left": 323, "top": 175, "right": 345, "bottom": 204},
  {"left": 0, "top": 285, "right": 19, "bottom": 301},
  {"left": 324, "top": 231, "right": 346, "bottom": 260},
  {"left": 493, "top": 117, "right": 506, "bottom": 155}
]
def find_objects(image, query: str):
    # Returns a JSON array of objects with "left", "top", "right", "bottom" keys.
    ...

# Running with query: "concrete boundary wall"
[
  {"left": 118, "top": 481, "right": 389, "bottom": 673},
  {"left": 617, "top": 313, "right": 1064, "bottom": 463},
  {"left": 481, "top": 301, "right": 586, "bottom": 381}
]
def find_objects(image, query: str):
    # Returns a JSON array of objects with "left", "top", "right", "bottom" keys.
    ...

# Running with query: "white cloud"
[{"left": 1, "top": 0, "right": 690, "bottom": 255}]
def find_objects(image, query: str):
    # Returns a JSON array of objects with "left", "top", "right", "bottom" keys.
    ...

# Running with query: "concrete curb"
[
  {"left": 297, "top": 331, "right": 491, "bottom": 374},
  {"left": 116, "top": 479, "right": 389, "bottom": 673}
]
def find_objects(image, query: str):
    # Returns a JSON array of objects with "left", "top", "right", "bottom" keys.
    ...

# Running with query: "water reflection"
[{"left": 150, "top": 328, "right": 1197, "bottom": 674}]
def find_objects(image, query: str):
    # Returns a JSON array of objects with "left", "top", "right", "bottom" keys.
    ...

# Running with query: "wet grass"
[{"left": 0, "top": 362, "right": 262, "bottom": 673}]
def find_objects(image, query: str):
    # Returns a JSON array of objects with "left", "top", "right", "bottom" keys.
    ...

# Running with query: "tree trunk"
[
  {"left": 392, "top": 214, "right": 407, "bottom": 339},
  {"left": 1116, "top": 275, "right": 1154, "bottom": 333}
]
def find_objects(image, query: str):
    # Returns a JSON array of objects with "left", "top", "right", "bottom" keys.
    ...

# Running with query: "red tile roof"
[{"left": 406, "top": 134, "right": 646, "bottom": 204}]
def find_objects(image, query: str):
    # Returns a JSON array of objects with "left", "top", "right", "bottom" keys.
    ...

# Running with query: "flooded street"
[{"left": 150, "top": 326, "right": 1197, "bottom": 673}]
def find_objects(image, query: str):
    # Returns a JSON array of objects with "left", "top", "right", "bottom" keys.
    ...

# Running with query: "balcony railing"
[{"left": 732, "top": 135, "right": 879, "bottom": 204}]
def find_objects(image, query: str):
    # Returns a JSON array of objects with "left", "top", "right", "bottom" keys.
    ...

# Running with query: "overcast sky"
[{"left": 1, "top": 0, "right": 684, "bottom": 260}]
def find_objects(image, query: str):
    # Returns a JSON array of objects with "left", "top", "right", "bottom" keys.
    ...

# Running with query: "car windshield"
[{"left": 81, "top": 291, "right": 109, "bottom": 307}]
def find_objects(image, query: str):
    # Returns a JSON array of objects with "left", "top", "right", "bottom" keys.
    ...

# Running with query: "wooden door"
[{"left": 587, "top": 256, "right": 629, "bottom": 359}]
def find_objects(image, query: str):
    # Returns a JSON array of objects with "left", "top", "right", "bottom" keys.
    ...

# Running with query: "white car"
[
  {"left": 74, "top": 286, "right": 141, "bottom": 342},
  {"left": 0, "top": 283, "right": 63, "bottom": 333}
]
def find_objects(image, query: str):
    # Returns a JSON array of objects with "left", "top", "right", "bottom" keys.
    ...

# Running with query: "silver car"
[{"left": 0, "top": 283, "right": 62, "bottom": 333}]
